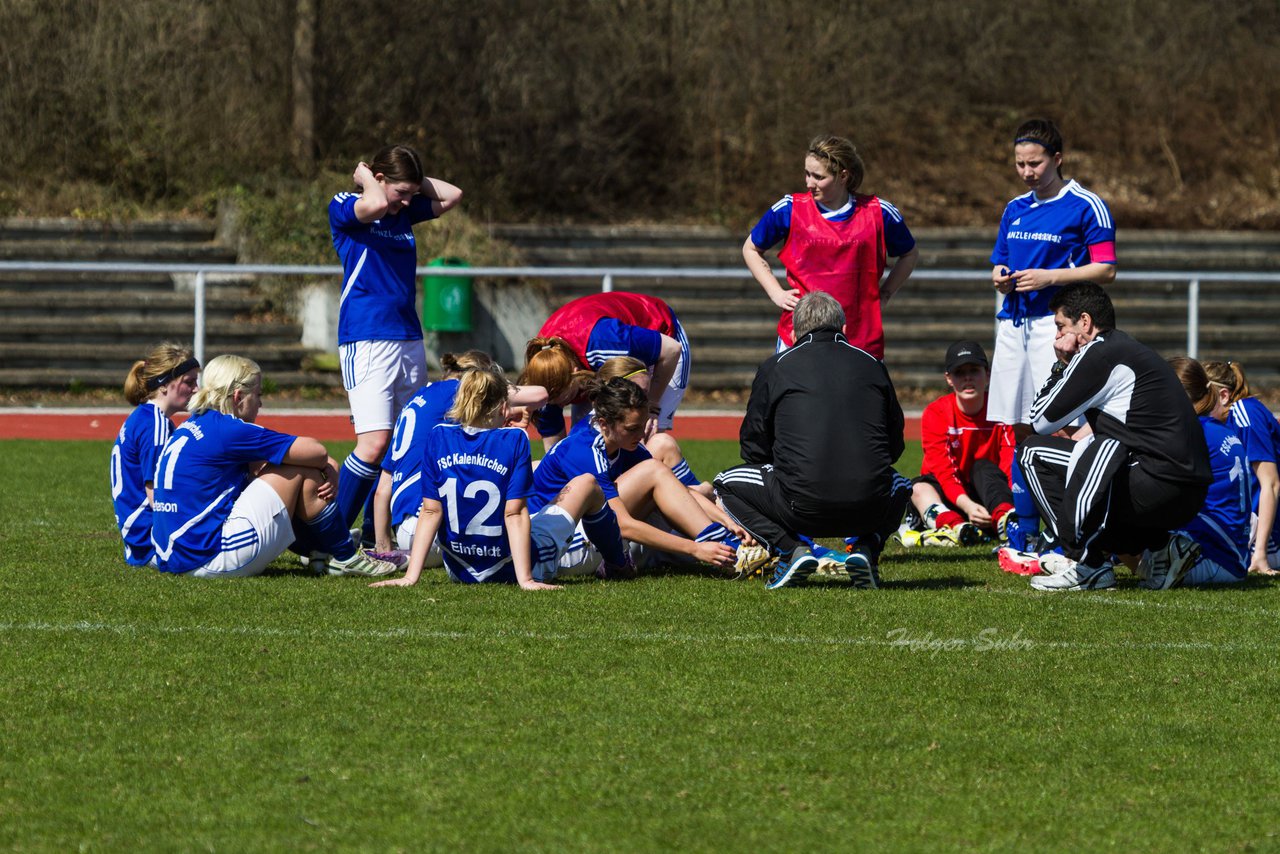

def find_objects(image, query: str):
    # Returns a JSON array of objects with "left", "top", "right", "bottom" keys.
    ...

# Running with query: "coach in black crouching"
[
  {"left": 1020, "top": 282, "right": 1213, "bottom": 592},
  {"left": 714, "top": 291, "right": 911, "bottom": 590}
]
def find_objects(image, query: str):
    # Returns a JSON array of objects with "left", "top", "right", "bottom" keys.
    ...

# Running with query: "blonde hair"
[
  {"left": 446, "top": 364, "right": 509, "bottom": 427},
  {"left": 1203, "top": 361, "right": 1253, "bottom": 404},
  {"left": 440, "top": 349, "right": 494, "bottom": 379},
  {"left": 123, "top": 342, "right": 195, "bottom": 406},
  {"left": 597, "top": 356, "right": 648, "bottom": 383},
  {"left": 189, "top": 355, "right": 261, "bottom": 416},
  {"left": 1168, "top": 356, "right": 1214, "bottom": 416},
  {"left": 807, "top": 134, "right": 864, "bottom": 193},
  {"left": 520, "top": 336, "right": 592, "bottom": 401}
]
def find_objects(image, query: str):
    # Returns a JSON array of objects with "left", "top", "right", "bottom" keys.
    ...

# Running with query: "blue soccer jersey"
[
  {"left": 749, "top": 194, "right": 916, "bottom": 256},
  {"left": 1182, "top": 416, "right": 1250, "bottom": 577},
  {"left": 329, "top": 192, "right": 438, "bottom": 345},
  {"left": 384, "top": 379, "right": 460, "bottom": 527},
  {"left": 150, "top": 411, "right": 297, "bottom": 573},
  {"left": 1229, "top": 397, "right": 1280, "bottom": 550},
  {"left": 109, "top": 402, "right": 174, "bottom": 566},
  {"left": 529, "top": 416, "right": 651, "bottom": 513},
  {"left": 990, "top": 179, "right": 1116, "bottom": 321},
  {"left": 422, "top": 424, "right": 534, "bottom": 584}
]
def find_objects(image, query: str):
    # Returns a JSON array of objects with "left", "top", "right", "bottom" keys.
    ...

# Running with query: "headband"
[
  {"left": 622, "top": 368, "right": 648, "bottom": 379},
  {"left": 1014, "top": 137, "right": 1059, "bottom": 154},
  {"left": 145, "top": 357, "right": 200, "bottom": 391}
]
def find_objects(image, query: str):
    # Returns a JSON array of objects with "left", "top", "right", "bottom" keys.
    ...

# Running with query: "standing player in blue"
[
  {"left": 329, "top": 144, "right": 462, "bottom": 545},
  {"left": 989, "top": 119, "right": 1118, "bottom": 571},
  {"left": 110, "top": 343, "right": 199, "bottom": 566},
  {"left": 1163, "top": 358, "right": 1249, "bottom": 586},
  {"left": 370, "top": 365, "right": 606, "bottom": 590},
  {"left": 1204, "top": 360, "right": 1280, "bottom": 576},
  {"left": 150, "top": 355, "right": 397, "bottom": 578},
  {"left": 531, "top": 377, "right": 741, "bottom": 574}
]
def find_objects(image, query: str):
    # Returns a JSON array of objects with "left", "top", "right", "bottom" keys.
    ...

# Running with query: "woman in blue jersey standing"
[
  {"left": 110, "top": 343, "right": 199, "bottom": 566},
  {"left": 989, "top": 119, "right": 1118, "bottom": 565},
  {"left": 329, "top": 144, "right": 462, "bottom": 542}
]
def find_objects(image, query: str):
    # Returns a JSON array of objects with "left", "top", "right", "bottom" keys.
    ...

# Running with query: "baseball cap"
[{"left": 944, "top": 340, "right": 988, "bottom": 373}]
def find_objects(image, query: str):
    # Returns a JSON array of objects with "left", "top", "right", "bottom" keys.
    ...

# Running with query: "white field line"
[
  {"left": 0, "top": 619, "right": 1269, "bottom": 654},
  {"left": 972, "top": 585, "right": 1280, "bottom": 618}
]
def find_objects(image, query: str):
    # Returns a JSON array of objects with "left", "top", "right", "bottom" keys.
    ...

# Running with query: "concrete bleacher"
[
  {"left": 490, "top": 224, "right": 1280, "bottom": 391},
  {"left": 1, "top": 217, "right": 1277, "bottom": 394},
  {"left": 0, "top": 219, "right": 327, "bottom": 389}
]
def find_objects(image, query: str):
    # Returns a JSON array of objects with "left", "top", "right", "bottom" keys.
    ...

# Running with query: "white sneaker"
[
  {"left": 1030, "top": 555, "right": 1115, "bottom": 591},
  {"left": 328, "top": 549, "right": 399, "bottom": 578},
  {"left": 730, "top": 544, "right": 774, "bottom": 580},
  {"left": 1139, "top": 533, "right": 1201, "bottom": 590}
]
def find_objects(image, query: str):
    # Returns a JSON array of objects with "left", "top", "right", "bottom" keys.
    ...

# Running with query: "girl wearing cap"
[
  {"left": 907, "top": 341, "right": 1017, "bottom": 554},
  {"left": 743, "top": 134, "right": 918, "bottom": 358},
  {"left": 110, "top": 343, "right": 200, "bottom": 566}
]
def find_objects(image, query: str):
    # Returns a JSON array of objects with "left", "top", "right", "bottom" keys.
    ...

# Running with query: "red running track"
[{"left": 0, "top": 409, "right": 923, "bottom": 442}]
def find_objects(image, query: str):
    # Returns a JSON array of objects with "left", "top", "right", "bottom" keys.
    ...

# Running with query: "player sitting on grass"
[
  {"left": 370, "top": 363, "right": 606, "bottom": 590},
  {"left": 149, "top": 355, "right": 397, "bottom": 579},
  {"left": 531, "top": 377, "right": 742, "bottom": 577},
  {"left": 371, "top": 350, "right": 547, "bottom": 566},
  {"left": 111, "top": 343, "right": 199, "bottom": 567},
  {"left": 898, "top": 340, "right": 1016, "bottom": 552}
]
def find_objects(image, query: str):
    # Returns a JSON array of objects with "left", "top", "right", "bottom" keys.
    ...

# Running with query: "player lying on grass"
[
  {"left": 370, "top": 363, "right": 607, "bottom": 590},
  {"left": 530, "top": 377, "right": 742, "bottom": 577},
  {"left": 521, "top": 291, "right": 690, "bottom": 451},
  {"left": 370, "top": 349, "right": 547, "bottom": 564},
  {"left": 895, "top": 340, "right": 1016, "bottom": 553},
  {"left": 149, "top": 355, "right": 397, "bottom": 579},
  {"left": 111, "top": 342, "right": 200, "bottom": 567},
  {"left": 1203, "top": 359, "right": 1280, "bottom": 576}
]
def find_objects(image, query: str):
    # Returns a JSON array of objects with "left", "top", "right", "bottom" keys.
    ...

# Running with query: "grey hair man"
[{"left": 713, "top": 292, "right": 910, "bottom": 590}]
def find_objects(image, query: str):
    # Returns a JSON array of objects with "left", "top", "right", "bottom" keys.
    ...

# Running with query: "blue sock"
[
  {"left": 671, "top": 458, "right": 701, "bottom": 488},
  {"left": 360, "top": 489, "right": 377, "bottom": 544},
  {"left": 582, "top": 505, "right": 629, "bottom": 566},
  {"left": 1009, "top": 461, "right": 1040, "bottom": 550},
  {"left": 336, "top": 453, "right": 380, "bottom": 528},
  {"left": 695, "top": 522, "right": 731, "bottom": 543},
  {"left": 297, "top": 502, "right": 356, "bottom": 561}
]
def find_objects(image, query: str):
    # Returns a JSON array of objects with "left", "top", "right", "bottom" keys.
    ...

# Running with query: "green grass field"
[{"left": 3, "top": 439, "right": 1280, "bottom": 852}]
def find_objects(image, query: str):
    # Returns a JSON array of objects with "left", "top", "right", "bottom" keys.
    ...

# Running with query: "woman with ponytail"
[
  {"left": 1204, "top": 360, "right": 1280, "bottom": 575},
  {"left": 109, "top": 343, "right": 199, "bottom": 565},
  {"left": 371, "top": 364, "right": 598, "bottom": 590}
]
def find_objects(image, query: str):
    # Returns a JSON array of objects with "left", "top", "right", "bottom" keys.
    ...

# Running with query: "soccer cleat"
[
  {"left": 893, "top": 527, "right": 922, "bottom": 549},
  {"left": 1030, "top": 555, "right": 1115, "bottom": 591},
  {"left": 1139, "top": 533, "right": 1201, "bottom": 590},
  {"left": 596, "top": 555, "right": 638, "bottom": 580},
  {"left": 843, "top": 550, "right": 881, "bottom": 589},
  {"left": 299, "top": 551, "right": 331, "bottom": 575},
  {"left": 365, "top": 549, "right": 411, "bottom": 571},
  {"left": 730, "top": 544, "right": 775, "bottom": 580},
  {"left": 920, "top": 526, "right": 961, "bottom": 547},
  {"left": 328, "top": 549, "right": 399, "bottom": 578},
  {"left": 811, "top": 544, "right": 848, "bottom": 577},
  {"left": 996, "top": 511, "right": 1012, "bottom": 543},
  {"left": 997, "top": 547, "right": 1041, "bottom": 576},
  {"left": 765, "top": 550, "right": 819, "bottom": 590}
]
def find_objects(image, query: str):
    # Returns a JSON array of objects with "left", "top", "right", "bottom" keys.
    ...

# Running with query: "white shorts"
[
  {"left": 530, "top": 506, "right": 601, "bottom": 581},
  {"left": 394, "top": 515, "right": 444, "bottom": 568},
  {"left": 988, "top": 315, "right": 1058, "bottom": 425},
  {"left": 1248, "top": 513, "right": 1280, "bottom": 569},
  {"left": 340, "top": 339, "right": 428, "bottom": 434},
  {"left": 1183, "top": 555, "right": 1247, "bottom": 586},
  {"left": 654, "top": 318, "right": 691, "bottom": 432},
  {"left": 189, "top": 479, "right": 295, "bottom": 579}
]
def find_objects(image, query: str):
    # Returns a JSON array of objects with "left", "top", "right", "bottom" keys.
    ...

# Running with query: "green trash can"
[{"left": 423, "top": 256, "right": 472, "bottom": 332}]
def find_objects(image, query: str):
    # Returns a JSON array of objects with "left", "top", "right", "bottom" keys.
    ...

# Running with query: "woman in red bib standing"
[{"left": 743, "top": 135, "right": 918, "bottom": 357}]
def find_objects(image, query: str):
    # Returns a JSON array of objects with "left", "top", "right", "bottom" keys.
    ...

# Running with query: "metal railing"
[{"left": 2, "top": 260, "right": 1278, "bottom": 364}]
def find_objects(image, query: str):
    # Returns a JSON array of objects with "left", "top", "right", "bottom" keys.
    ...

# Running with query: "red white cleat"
[{"left": 997, "top": 547, "right": 1041, "bottom": 576}]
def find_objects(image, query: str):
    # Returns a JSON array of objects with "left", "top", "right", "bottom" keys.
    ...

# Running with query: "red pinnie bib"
[{"left": 776, "top": 193, "right": 887, "bottom": 357}]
